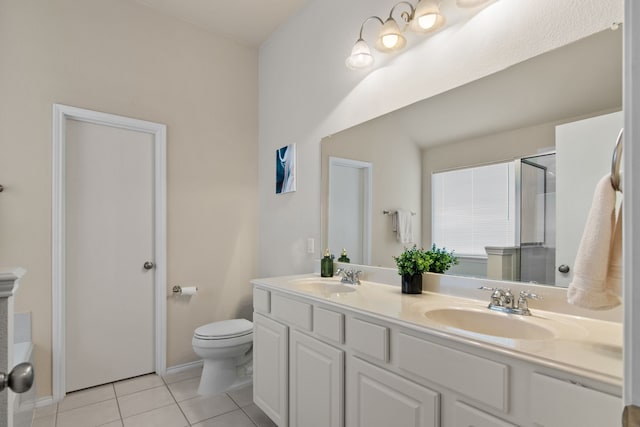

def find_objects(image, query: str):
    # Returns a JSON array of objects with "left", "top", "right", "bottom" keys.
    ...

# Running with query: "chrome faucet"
[
  {"left": 335, "top": 268, "right": 362, "bottom": 285},
  {"left": 479, "top": 287, "right": 541, "bottom": 316}
]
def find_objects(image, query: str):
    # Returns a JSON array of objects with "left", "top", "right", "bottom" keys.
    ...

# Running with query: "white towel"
[
  {"left": 395, "top": 210, "right": 413, "bottom": 244},
  {"left": 567, "top": 175, "right": 622, "bottom": 309}
]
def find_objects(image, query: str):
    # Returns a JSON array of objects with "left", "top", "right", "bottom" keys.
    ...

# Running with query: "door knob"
[
  {"left": 143, "top": 261, "right": 154, "bottom": 270},
  {"left": 0, "top": 362, "right": 34, "bottom": 393},
  {"left": 558, "top": 264, "right": 570, "bottom": 274}
]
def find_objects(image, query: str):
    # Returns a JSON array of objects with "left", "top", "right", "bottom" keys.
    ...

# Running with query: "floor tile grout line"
[
  {"left": 239, "top": 406, "right": 260, "bottom": 427},
  {"left": 165, "top": 377, "right": 193, "bottom": 426},
  {"left": 119, "top": 400, "right": 177, "bottom": 425},
  {"left": 57, "top": 394, "right": 117, "bottom": 414},
  {"left": 111, "top": 383, "right": 124, "bottom": 425}
]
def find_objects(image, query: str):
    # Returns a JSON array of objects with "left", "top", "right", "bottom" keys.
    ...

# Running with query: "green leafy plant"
[
  {"left": 394, "top": 245, "right": 460, "bottom": 276},
  {"left": 393, "top": 245, "right": 433, "bottom": 276},
  {"left": 425, "top": 244, "right": 459, "bottom": 274}
]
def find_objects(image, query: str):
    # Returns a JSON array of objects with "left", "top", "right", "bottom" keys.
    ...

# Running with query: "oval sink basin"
[
  {"left": 293, "top": 281, "right": 357, "bottom": 296},
  {"left": 424, "top": 308, "right": 555, "bottom": 340}
]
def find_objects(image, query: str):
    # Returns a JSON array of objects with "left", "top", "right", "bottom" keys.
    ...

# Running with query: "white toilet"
[{"left": 192, "top": 318, "right": 253, "bottom": 396}]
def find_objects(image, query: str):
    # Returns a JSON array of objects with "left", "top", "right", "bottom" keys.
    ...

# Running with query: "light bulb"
[
  {"left": 382, "top": 34, "right": 400, "bottom": 49},
  {"left": 411, "top": 0, "right": 445, "bottom": 33},
  {"left": 375, "top": 18, "right": 406, "bottom": 52},
  {"left": 417, "top": 13, "right": 438, "bottom": 30}
]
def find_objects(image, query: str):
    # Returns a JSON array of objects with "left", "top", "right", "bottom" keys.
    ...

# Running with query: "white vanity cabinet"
[
  {"left": 349, "top": 356, "right": 439, "bottom": 427},
  {"left": 290, "top": 330, "right": 344, "bottom": 427},
  {"left": 253, "top": 313, "right": 288, "bottom": 426},
  {"left": 253, "top": 287, "right": 345, "bottom": 427},
  {"left": 529, "top": 372, "right": 621, "bottom": 427},
  {"left": 252, "top": 282, "right": 622, "bottom": 427}
]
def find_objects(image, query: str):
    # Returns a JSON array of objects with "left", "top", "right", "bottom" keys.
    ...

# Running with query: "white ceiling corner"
[{"left": 132, "top": 0, "right": 308, "bottom": 47}]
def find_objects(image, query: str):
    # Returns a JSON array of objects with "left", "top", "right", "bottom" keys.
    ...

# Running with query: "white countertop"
[{"left": 252, "top": 273, "right": 623, "bottom": 388}]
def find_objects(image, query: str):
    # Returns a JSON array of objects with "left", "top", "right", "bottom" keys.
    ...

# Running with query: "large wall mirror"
[{"left": 321, "top": 28, "right": 622, "bottom": 288}]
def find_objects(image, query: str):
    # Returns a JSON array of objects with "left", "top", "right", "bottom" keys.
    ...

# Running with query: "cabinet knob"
[{"left": 558, "top": 265, "right": 570, "bottom": 274}]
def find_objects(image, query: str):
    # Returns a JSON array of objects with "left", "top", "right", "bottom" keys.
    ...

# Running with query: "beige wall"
[
  {"left": 0, "top": 0, "right": 258, "bottom": 398},
  {"left": 322, "top": 119, "right": 422, "bottom": 267}
]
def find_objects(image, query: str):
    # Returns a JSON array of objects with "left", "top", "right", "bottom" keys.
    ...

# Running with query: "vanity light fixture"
[
  {"left": 346, "top": 16, "right": 383, "bottom": 69},
  {"left": 377, "top": 16, "right": 407, "bottom": 51},
  {"left": 411, "top": 0, "right": 446, "bottom": 32},
  {"left": 346, "top": 0, "right": 445, "bottom": 70},
  {"left": 376, "top": 2, "right": 415, "bottom": 52}
]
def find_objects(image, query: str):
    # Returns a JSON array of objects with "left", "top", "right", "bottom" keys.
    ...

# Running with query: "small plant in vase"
[
  {"left": 393, "top": 246, "right": 432, "bottom": 294},
  {"left": 425, "top": 244, "right": 459, "bottom": 274}
]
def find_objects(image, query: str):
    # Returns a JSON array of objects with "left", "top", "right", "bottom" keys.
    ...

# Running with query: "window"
[{"left": 432, "top": 162, "right": 516, "bottom": 257}]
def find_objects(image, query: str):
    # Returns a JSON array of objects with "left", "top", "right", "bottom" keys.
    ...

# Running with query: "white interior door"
[
  {"left": 65, "top": 118, "right": 155, "bottom": 392},
  {"left": 328, "top": 158, "right": 372, "bottom": 264},
  {"left": 555, "top": 111, "right": 623, "bottom": 286}
]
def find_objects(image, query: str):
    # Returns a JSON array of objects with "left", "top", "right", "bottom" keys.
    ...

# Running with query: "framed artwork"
[{"left": 276, "top": 144, "right": 296, "bottom": 194}]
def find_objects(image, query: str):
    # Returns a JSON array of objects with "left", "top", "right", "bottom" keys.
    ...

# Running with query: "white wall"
[
  {"left": 0, "top": 0, "right": 258, "bottom": 397},
  {"left": 258, "top": 0, "right": 623, "bottom": 277}
]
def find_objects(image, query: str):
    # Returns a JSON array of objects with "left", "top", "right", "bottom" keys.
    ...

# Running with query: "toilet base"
[{"left": 197, "top": 357, "right": 252, "bottom": 396}]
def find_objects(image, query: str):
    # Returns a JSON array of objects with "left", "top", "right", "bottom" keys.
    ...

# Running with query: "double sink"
[{"left": 287, "top": 277, "right": 565, "bottom": 342}]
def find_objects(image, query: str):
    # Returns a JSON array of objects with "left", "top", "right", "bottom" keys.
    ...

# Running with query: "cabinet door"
[
  {"left": 254, "top": 313, "right": 288, "bottom": 426},
  {"left": 290, "top": 330, "right": 344, "bottom": 427},
  {"left": 454, "top": 401, "right": 516, "bottom": 427},
  {"left": 530, "top": 372, "right": 621, "bottom": 427},
  {"left": 348, "top": 357, "right": 439, "bottom": 427}
]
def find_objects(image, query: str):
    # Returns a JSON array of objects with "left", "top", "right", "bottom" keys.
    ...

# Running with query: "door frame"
[
  {"left": 51, "top": 104, "right": 167, "bottom": 401},
  {"left": 624, "top": 0, "right": 640, "bottom": 408}
]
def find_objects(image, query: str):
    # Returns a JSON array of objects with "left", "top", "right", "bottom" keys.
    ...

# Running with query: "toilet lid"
[{"left": 194, "top": 319, "right": 253, "bottom": 339}]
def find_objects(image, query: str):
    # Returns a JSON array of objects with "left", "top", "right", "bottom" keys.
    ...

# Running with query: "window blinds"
[{"left": 432, "top": 162, "right": 516, "bottom": 257}]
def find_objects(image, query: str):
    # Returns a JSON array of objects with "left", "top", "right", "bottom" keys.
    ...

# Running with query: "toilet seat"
[{"left": 194, "top": 319, "right": 253, "bottom": 340}]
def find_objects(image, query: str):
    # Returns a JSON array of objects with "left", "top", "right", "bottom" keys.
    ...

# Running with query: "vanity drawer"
[
  {"left": 398, "top": 333, "right": 508, "bottom": 413},
  {"left": 315, "top": 306, "right": 344, "bottom": 344},
  {"left": 348, "top": 318, "right": 389, "bottom": 362},
  {"left": 271, "top": 293, "right": 312, "bottom": 331},
  {"left": 253, "top": 287, "right": 271, "bottom": 314},
  {"left": 530, "top": 372, "right": 621, "bottom": 427},
  {"left": 455, "top": 401, "right": 516, "bottom": 427}
]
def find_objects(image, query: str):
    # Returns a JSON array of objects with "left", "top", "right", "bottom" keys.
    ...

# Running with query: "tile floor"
[{"left": 32, "top": 366, "right": 276, "bottom": 427}]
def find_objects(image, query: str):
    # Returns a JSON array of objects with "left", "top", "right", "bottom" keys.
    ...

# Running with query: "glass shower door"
[{"left": 519, "top": 153, "right": 556, "bottom": 285}]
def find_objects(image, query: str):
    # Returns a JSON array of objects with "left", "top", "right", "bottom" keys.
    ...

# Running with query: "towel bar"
[
  {"left": 610, "top": 128, "right": 623, "bottom": 192},
  {"left": 383, "top": 210, "right": 416, "bottom": 216}
]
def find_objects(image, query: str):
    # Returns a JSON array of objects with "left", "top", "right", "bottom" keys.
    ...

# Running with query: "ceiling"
[{"left": 132, "top": 0, "right": 308, "bottom": 47}]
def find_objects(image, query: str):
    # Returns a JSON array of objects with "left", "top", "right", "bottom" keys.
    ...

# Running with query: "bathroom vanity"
[{"left": 252, "top": 273, "right": 622, "bottom": 427}]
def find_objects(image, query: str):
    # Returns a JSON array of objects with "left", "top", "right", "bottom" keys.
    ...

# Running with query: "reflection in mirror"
[{"left": 321, "top": 28, "right": 622, "bottom": 287}]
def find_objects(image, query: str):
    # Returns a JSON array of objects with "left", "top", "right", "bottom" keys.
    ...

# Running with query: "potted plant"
[
  {"left": 394, "top": 245, "right": 459, "bottom": 294},
  {"left": 424, "top": 244, "right": 459, "bottom": 274},
  {"left": 393, "top": 245, "right": 432, "bottom": 294}
]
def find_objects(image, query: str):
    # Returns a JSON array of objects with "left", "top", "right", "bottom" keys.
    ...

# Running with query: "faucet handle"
[
  {"left": 519, "top": 290, "right": 542, "bottom": 300},
  {"left": 479, "top": 286, "right": 498, "bottom": 292},
  {"left": 517, "top": 290, "right": 541, "bottom": 314},
  {"left": 353, "top": 270, "right": 363, "bottom": 284},
  {"left": 479, "top": 286, "right": 505, "bottom": 306}
]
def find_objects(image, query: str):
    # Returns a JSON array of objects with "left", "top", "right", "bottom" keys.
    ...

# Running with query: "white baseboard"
[
  {"left": 38, "top": 361, "right": 204, "bottom": 406},
  {"left": 165, "top": 359, "right": 203, "bottom": 376},
  {"left": 34, "top": 396, "right": 55, "bottom": 409}
]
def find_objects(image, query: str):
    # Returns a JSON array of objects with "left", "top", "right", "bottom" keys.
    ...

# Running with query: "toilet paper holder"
[{"left": 172, "top": 285, "right": 198, "bottom": 294}]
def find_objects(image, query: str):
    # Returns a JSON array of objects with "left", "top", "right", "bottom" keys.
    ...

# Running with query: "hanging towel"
[
  {"left": 395, "top": 209, "right": 413, "bottom": 244},
  {"left": 607, "top": 201, "right": 623, "bottom": 297},
  {"left": 567, "top": 175, "right": 622, "bottom": 310}
]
